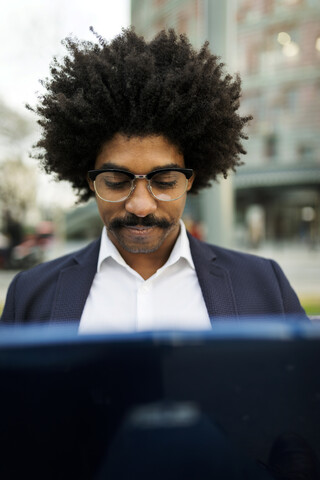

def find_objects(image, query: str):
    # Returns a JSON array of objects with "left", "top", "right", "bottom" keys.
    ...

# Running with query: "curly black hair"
[{"left": 28, "top": 27, "right": 251, "bottom": 202}]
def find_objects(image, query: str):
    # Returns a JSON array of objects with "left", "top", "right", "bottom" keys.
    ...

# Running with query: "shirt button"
[{"left": 141, "top": 284, "right": 150, "bottom": 293}]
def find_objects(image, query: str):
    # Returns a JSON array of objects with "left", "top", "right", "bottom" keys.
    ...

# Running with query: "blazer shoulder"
[
  {"left": 211, "top": 243, "right": 273, "bottom": 267},
  {"left": 188, "top": 233, "right": 273, "bottom": 267},
  {"left": 187, "top": 234, "right": 306, "bottom": 318},
  {"left": 12, "top": 238, "right": 100, "bottom": 281},
  {"left": 191, "top": 236, "right": 287, "bottom": 277},
  {"left": 1, "top": 239, "right": 100, "bottom": 324}
]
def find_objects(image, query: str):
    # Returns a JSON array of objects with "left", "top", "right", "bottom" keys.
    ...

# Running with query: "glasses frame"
[{"left": 88, "top": 167, "right": 194, "bottom": 203}]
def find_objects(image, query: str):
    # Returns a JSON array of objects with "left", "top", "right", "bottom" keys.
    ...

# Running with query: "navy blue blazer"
[{"left": 1, "top": 233, "right": 306, "bottom": 324}]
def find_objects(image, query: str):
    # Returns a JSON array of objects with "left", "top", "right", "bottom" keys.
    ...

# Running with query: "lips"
[{"left": 125, "top": 226, "right": 155, "bottom": 235}]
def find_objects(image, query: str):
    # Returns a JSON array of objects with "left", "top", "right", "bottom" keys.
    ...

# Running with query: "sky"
[
  {"left": 0, "top": 0, "right": 130, "bottom": 113},
  {"left": 0, "top": 0, "right": 130, "bottom": 209}
]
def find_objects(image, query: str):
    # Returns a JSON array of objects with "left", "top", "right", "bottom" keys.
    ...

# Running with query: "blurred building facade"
[
  {"left": 131, "top": 0, "right": 206, "bottom": 46},
  {"left": 131, "top": 0, "right": 320, "bottom": 248},
  {"left": 235, "top": 0, "right": 320, "bottom": 247},
  {"left": 0, "top": 101, "right": 40, "bottom": 239},
  {"left": 132, "top": 0, "right": 237, "bottom": 246}
]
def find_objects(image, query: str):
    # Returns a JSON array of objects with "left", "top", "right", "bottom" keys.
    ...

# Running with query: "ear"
[
  {"left": 186, "top": 173, "right": 195, "bottom": 192},
  {"left": 87, "top": 173, "right": 95, "bottom": 192}
]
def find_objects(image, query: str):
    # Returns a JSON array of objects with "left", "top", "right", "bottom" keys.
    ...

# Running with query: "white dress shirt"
[{"left": 79, "top": 221, "right": 211, "bottom": 333}]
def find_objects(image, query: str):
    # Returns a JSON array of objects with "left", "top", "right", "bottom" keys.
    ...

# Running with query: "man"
[{"left": 1, "top": 28, "right": 306, "bottom": 328}]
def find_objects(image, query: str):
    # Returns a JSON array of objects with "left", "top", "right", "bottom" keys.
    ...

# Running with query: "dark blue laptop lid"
[{"left": 0, "top": 318, "right": 319, "bottom": 478}]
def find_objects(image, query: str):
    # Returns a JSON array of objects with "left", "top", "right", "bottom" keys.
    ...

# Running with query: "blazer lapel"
[
  {"left": 50, "top": 239, "right": 100, "bottom": 323},
  {"left": 188, "top": 233, "right": 238, "bottom": 323},
  {"left": 50, "top": 234, "right": 238, "bottom": 324}
]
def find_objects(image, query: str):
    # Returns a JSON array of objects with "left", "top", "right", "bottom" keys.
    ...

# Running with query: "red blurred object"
[{"left": 0, "top": 221, "right": 55, "bottom": 270}]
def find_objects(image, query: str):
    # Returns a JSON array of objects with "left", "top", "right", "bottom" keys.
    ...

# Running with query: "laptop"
[{"left": 0, "top": 319, "right": 319, "bottom": 478}]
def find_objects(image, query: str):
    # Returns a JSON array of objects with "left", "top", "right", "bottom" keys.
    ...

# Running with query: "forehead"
[{"left": 95, "top": 134, "right": 185, "bottom": 173}]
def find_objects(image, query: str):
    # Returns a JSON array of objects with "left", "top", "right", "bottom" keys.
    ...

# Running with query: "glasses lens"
[
  {"left": 95, "top": 171, "right": 132, "bottom": 201},
  {"left": 150, "top": 171, "right": 188, "bottom": 201}
]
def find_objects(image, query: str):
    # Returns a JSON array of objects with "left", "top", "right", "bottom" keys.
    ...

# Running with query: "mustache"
[{"left": 109, "top": 214, "right": 172, "bottom": 229}]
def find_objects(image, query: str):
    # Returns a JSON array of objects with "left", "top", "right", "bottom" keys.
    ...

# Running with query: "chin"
[
  {"left": 117, "top": 239, "right": 165, "bottom": 254},
  {"left": 123, "top": 246, "right": 162, "bottom": 254}
]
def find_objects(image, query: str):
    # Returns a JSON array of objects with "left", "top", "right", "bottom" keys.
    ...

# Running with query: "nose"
[{"left": 125, "top": 179, "right": 157, "bottom": 217}]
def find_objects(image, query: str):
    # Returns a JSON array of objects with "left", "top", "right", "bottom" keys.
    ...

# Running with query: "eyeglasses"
[{"left": 88, "top": 168, "right": 194, "bottom": 203}]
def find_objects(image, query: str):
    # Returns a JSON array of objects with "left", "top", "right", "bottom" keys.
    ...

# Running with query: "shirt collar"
[{"left": 97, "top": 219, "right": 195, "bottom": 273}]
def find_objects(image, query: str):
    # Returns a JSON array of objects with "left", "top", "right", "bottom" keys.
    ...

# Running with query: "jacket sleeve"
[
  {"left": 0, "top": 272, "right": 22, "bottom": 323},
  {"left": 270, "top": 259, "right": 308, "bottom": 319}
]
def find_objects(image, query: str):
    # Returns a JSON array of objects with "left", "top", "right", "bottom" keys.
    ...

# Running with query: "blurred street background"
[{"left": 0, "top": 0, "right": 319, "bottom": 316}]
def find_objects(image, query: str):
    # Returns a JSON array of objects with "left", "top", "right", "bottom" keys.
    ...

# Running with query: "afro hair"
[{"left": 28, "top": 27, "right": 252, "bottom": 202}]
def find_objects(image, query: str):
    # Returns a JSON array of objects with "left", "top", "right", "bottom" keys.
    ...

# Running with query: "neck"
[{"left": 121, "top": 251, "right": 170, "bottom": 280}]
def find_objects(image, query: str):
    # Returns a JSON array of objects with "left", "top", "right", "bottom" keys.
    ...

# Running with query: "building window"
[
  {"left": 315, "top": 34, "right": 320, "bottom": 56},
  {"left": 275, "top": 0, "right": 304, "bottom": 7},
  {"left": 298, "top": 144, "right": 314, "bottom": 162},
  {"left": 285, "top": 87, "right": 299, "bottom": 111},
  {"left": 264, "top": 132, "right": 278, "bottom": 159}
]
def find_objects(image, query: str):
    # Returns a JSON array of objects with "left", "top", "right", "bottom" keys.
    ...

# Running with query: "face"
[{"left": 89, "top": 134, "right": 194, "bottom": 257}]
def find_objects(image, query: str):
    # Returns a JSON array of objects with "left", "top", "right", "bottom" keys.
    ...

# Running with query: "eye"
[
  {"left": 98, "top": 172, "right": 131, "bottom": 190},
  {"left": 151, "top": 171, "right": 179, "bottom": 189}
]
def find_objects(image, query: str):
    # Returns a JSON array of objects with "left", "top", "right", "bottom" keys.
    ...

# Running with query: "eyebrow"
[{"left": 98, "top": 162, "right": 183, "bottom": 173}]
